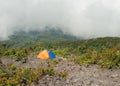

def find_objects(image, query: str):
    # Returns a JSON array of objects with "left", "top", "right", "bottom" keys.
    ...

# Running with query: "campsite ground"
[{"left": 0, "top": 56, "right": 120, "bottom": 86}]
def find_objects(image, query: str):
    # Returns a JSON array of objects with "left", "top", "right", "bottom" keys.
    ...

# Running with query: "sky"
[{"left": 0, "top": 0, "right": 120, "bottom": 40}]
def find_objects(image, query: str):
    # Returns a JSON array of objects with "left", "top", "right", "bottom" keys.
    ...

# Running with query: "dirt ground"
[{"left": 0, "top": 56, "right": 120, "bottom": 86}]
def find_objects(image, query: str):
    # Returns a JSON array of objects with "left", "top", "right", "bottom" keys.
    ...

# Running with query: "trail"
[{"left": 0, "top": 56, "right": 120, "bottom": 86}]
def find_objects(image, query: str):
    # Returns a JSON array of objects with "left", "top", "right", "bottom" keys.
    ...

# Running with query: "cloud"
[{"left": 0, "top": 0, "right": 120, "bottom": 40}]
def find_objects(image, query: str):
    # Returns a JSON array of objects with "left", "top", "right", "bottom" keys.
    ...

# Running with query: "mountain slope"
[{"left": 3, "top": 28, "right": 77, "bottom": 47}]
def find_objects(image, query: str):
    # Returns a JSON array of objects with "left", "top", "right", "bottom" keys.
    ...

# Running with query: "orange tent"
[{"left": 37, "top": 50, "right": 49, "bottom": 59}]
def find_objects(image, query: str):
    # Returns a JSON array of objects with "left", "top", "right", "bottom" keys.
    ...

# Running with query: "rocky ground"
[{"left": 0, "top": 56, "right": 120, "bottom": 86}]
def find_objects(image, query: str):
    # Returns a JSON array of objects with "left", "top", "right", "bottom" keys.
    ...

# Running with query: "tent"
[{"left": 37, "top": 50, "right": 56, "bottom": 59}]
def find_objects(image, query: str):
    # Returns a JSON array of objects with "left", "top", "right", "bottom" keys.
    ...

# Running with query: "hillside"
[
  {"left": 0, "top": 31, "right": 120, "bottom": 85},
  {"left": 0, "top": 35, "right": 120, "bottom": 67},
  {"left": 2, "top": 28, "right": 77, "bottom": 47}
]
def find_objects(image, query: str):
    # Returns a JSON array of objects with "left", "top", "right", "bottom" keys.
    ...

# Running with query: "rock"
[
  {"left": 66, "top": 79, "right": 70, "bottom": 84},
  {"left": 15, "top": 58, "right": 21, "bottom": 61},
  {"left": 111, "top": 74, "right": 119, "bottom": 78},
  {"left": 21, "top": 58, "right": 28, "bottom": 63},
  {"left": 0, "top": 59, "right": 2, "bottom": 64}
]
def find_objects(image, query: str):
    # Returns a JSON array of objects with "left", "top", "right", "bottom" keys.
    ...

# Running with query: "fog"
[{"left": 0, "top": 0, "right": 120, "bottom": 40}]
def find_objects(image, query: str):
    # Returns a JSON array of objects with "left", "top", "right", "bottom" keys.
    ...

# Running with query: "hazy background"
[{"left": 0, "top": 0, "right": 120, "bottom": 40}]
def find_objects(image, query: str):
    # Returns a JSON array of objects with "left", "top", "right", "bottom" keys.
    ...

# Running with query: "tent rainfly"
[{"left": 37, "top": 50, "right": 56, "bottom": 59}]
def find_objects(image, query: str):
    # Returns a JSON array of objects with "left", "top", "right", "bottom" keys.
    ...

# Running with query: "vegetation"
[
  {"left": 0, "top": 37, "right": 120, "bottom": 68},
  {"left": 2, "top": 28, "right": 77, "bottom": 47},
  {"left": 0, "top": 29, "right": 120, "bottom": 85},
  {"left": 0, "top": 63, "right": 68, "bottom": 85}
]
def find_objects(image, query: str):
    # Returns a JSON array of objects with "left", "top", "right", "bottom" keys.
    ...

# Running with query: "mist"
[{"left": 0, "top": 0, "right": 120, "bottom": 40}]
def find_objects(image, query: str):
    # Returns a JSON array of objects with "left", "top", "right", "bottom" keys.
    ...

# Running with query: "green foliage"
[
  {"left": 1, "top": 35, "right": 120, "bottom": 85},
  {"left": 0, "top": 34, "right": 120, "bottom": 68},
  {"left": 0, "top": 64, "right": 67, "bottom": 85},
  {"left": 5, "top": 29, "right": 77, "bottom": 47},
  {"left": 57, "top": 70, "right": 68, "bottom": 78},
  {"left": 41, "top": 67, "right": 55, "bottom": 76}
]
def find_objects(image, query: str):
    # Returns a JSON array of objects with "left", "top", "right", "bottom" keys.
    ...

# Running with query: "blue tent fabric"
[{"left": 48, "top": 50, "right": 56, "bottom": 59}]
